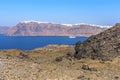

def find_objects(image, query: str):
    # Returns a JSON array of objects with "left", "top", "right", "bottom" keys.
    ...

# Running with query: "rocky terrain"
[
  {"left": 0, "top": 22, "right": 120, "bottom": 80},
  {"left": 6, "top": 21, "right": 108, "bottom": 36},
  {"left": 0, "top": 45, "right": 120, "bottom": 80},
  {"left": 74, "top": 23, "right": 120, "bottom": 61}
]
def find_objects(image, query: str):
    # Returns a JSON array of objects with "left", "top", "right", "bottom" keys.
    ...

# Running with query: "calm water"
[{"left": 0, "top": 35, "right": 87, "bottom": 50}]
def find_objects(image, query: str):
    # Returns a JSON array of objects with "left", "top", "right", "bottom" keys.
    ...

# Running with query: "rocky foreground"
[
  {"left": 75, "top": 23, "right": 120, "bottom": 61},
  {"left": 0, "top": 45, "right": 120, "bottom": 80}
]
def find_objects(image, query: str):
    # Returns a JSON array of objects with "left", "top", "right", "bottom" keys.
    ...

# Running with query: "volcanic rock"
[{"left": 74, "top": 23, "right": 120, "bottom": 61}]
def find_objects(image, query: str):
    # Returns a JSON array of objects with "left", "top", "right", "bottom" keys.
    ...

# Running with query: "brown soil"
[{"left": 0, "top": 45, "right": 120, "bottom": 80}]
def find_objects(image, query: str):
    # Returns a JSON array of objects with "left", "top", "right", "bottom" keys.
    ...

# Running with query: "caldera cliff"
[{"left": 6, "top": 21, "right": 107, "bottom": 36}]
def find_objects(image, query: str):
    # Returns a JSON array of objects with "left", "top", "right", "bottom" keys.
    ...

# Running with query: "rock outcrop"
[{"left": 74, "top": 23, "right": 120, "bottom": 61}]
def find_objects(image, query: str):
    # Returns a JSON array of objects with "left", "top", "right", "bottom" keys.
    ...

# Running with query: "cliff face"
[
  {"left": 7, "top": 22, "right": 106, "bottom": 36},
  {"left": 74, "top": 23, "right": 120, "bottom": 61}
]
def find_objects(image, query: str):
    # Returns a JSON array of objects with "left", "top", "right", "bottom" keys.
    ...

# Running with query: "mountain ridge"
[
  {"left": 6, "top": 21, "right": 111, "bottom": 36},
  {"left": 21, "top": 20, "right": 112, "bottom": 28}
]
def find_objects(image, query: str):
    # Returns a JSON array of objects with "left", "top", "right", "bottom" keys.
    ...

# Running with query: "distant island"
[{"left": 0, "top": 20, "right": 111, "bottom": 37}]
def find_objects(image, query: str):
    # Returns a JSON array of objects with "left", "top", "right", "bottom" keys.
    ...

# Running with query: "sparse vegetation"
[{"left": 0, "top": 45, "right": 119, "bottom": 80}]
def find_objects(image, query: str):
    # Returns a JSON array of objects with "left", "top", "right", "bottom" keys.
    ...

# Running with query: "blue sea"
[{"left": 0, "top": 34, "right": 87, "bottom": 50}]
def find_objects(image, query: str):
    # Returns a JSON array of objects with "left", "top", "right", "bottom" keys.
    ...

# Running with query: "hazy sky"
[{"left": 0, "top": 0, "right": 120, "bottom": 26}]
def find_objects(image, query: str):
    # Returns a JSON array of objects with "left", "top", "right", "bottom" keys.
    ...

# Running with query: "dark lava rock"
[
  {"left": 82, "top": 64, "right": 97, "bottom": 71},
  {"left": 74, "top": 23, "right": 120, "bottom": 61},
  {"left": 114, "top": 76, "right": 119, "bottom": 80},
  {"left": 19, "top": 52, "right": 29, "bottom": 59},
  {"left": 77, "top": 75, "right": 90, "bottom": 80},
  {"left": 55, "top": 56, "right": 63, "bottom": 62}
]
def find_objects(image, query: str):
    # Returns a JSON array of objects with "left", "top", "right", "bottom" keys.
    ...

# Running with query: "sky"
[{"left": 0, "top": 0, "right": 120, "bottom": 26}]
